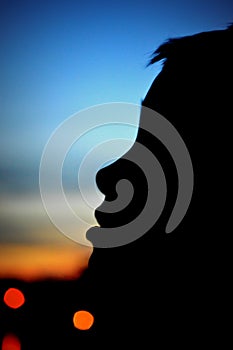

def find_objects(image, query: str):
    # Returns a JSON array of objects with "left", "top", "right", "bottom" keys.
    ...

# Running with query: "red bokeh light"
[
  {"left": 73, "top": 310, "right": 94, "bottom": 330},
  {"left": 1, "top": 333, "right": 21, "bottom": 350},
  {"left": 3, "top": 288, "right": 25, "bottom": 309}
]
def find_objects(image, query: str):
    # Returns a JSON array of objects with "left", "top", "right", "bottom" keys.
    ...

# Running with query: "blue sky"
[
  {"left": 0, "top": 0, "right": 232, "bottom": 245},
  {"left": 1, "top": 0, "right": 232, "bottom": 170}
]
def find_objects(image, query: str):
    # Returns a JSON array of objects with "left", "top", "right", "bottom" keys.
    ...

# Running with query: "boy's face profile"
[
  {"left": 39, "top": 102, "right": 141, "bottom": 247},
  {"left": 40, "top": 101, "right": 194, "bottom": 249},
  {"left": 86, "top": 104, "right": 194, "bottom": 248}
]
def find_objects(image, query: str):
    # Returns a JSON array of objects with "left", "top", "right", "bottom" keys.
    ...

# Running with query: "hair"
[{"left": 147, "top": 23, "right": 233, "bottom": 67}]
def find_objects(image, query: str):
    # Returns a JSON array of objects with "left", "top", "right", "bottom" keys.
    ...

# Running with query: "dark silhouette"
[
  {"left": 0, "top": 24, "right": 232, "bottom": 347},
  {"left": 80, "top": 24, "right": 233, "bottom": 343}
]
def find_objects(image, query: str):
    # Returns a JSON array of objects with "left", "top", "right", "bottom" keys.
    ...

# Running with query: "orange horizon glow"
[
  {"left": 0, "top": 244, "right": 92, "bottom": 282},
  {"left": 73, "top": 310, "right": 94, "bottom": 330},
  {"left": 1, "top": 333, "right": 21, "bottom": 350}
]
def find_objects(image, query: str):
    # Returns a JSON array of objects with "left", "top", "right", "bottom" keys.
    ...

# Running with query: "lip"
[
  {"left": 86, "top": 226, "right": 105, "bottom": 248},
  {"left": 92, "top": 211, "right": 113, "bottom": 229}
]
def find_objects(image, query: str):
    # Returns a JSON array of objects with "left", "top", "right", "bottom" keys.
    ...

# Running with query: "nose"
[
  {"left": 96, "top": 162, "right": 120, "bottom": 202},
  {"left": 94, "top": 159, "right": 124, "bottom": 228},
  {"left": 94, "top": 157, "right": 148, "bottom": 229}
]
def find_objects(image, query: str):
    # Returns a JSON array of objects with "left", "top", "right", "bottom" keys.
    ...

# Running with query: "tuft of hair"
[
  {"left": 147, "top": 23, "right": 233, "bottom": 67},
  {"left": 146, "top": 38, "right": 179, "bottom": 67}
]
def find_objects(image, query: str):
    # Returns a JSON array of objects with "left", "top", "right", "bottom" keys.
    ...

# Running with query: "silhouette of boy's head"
[
  {"left": 84, "top": 24, "right": 233, "bottom": 340},
  {"left": 89, "top": 24, "right": 233, "bottom": 246}
]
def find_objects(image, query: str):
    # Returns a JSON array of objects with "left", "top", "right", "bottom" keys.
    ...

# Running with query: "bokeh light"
[
  {"left": 1, "top": 333, "right": 21, "bottom": 350},
  {"left": 3, "top": 288, "right": 25, "bottom": 309},
  {"left": 73, "top": 310, "right": 94, "bottom": 330}
]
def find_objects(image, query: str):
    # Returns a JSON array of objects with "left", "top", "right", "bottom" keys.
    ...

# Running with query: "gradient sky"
[
  {"left": 0, "top": 0, "right": 232, "bottom": 279},
  {"left": 1, "top": 0, "right": 232, "bottom": 171}
]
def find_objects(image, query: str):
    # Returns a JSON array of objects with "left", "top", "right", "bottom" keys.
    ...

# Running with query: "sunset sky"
[{"left": 0, "top": 0, "right": 232, "bottom": 280}]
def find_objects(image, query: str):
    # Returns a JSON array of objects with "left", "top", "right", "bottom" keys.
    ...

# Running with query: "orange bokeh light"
[
  {"left": 1, "top": 333, "right": 21, "bottom": 350},
  {"left": 3, "top": 288, "right": 25, "bottom": 309},
  {"left": 73, "top": 310, "right": 94, "bottom": 330}
]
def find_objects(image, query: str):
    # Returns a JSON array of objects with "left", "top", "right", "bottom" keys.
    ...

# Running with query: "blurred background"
[
  {"left": 0, "top": 0, "right": 232, "bottom": 345},
  {"left": 1, "top": 0, "right": 232, "bottom": 282}
]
